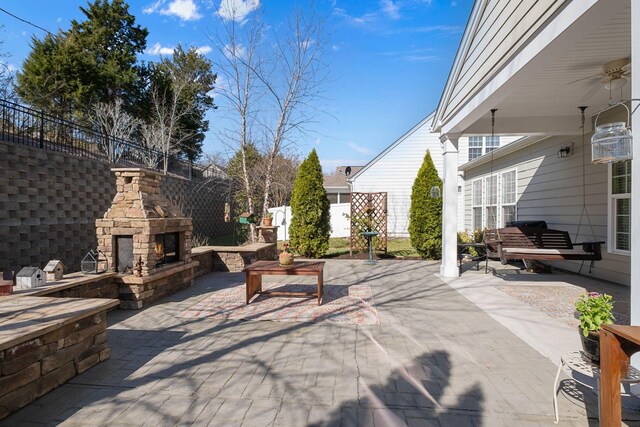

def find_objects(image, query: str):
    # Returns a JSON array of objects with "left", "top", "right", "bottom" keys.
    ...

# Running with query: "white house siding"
[
  {"left": 462, "top": 134, "right": 630, "bottom": 286},
  {"left": 440, "top": 0, "right": 567, "bottom": 125},
  {"left": 350, "top": 113, "right": 522, "bottom": 237},
  {"left": 350, "top": 118, "right": 446, "bottom": 237}
]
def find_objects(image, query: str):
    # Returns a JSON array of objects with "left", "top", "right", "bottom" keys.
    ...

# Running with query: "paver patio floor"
[{"left": 2, "top": 259, "right": 639, "bottom": 426}]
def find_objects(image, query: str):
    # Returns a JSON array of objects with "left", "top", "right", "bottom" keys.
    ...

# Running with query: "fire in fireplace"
[{"left": 155, "top": 232, "right": 180, "bottom": 266}]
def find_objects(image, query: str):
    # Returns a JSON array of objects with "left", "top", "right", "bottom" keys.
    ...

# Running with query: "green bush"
[
  {"left": 409, "top": 150, "right": 442, "bottom": 259},
  {"left": 289, "top": 149, "right": 331, "bottom": 258},
  {"left": 457, "top": 229, "right": 485, "bottom": 256}
]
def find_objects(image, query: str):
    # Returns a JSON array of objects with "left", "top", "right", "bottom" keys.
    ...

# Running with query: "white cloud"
[
  {"left": 347, "top": 141, "right": 373, "bottom": 155},
  {"left": 404, "top": 54, "right": 438, "bottom": 62},
  {"left": 197, "top": 45, "right": 212, "bottom": 55},
  {"left": 143, "top": 0, "right": 163, "bottom": 14},
  {"left": 333, "top": 8, "right": 378, "bottom": 27},
  {"left": 223, "top": 43, "right": 247, "bottom": 60},
  {"left": 146, "top": 42, "right": 175, "bottom": 55},
  {"left": 380, "top": 0, "right": 400, "bottom": 19},
  {"left": 331, "top": 44, "right": 340, "bottom": 51},
  {"left": 300, "top": 39, "right": 315, "bottom": 49},
  {"left": 410, "top": 25, "right": 462, "bottom": 34},
  {"left": 314, "top": 138, "right": 321, "bottom": 145},
  {"left": 144, "top": 0, "right": 202, "bottom": 21},
  {"left": 217, "top": 0, "right": 260, "bottom": 22}
]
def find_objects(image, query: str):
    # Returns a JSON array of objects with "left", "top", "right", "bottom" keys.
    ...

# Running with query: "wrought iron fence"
[{"left": 0, "top": 98, "right": 209, "bottom": 180}]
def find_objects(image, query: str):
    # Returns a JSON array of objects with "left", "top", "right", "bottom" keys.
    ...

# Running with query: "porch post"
[
  {"left": 440, "top": 134, "right": 460, "bottom": 278},
  {"left": 631, "top": 0, "right": 640, "bottom": 326}
]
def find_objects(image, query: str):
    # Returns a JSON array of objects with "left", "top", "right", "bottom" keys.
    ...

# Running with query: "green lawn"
[{"left": 278, "top": 237, "right": 420, "bottom": 259}]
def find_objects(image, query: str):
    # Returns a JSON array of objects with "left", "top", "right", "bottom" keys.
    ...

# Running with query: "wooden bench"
[{"left": 484, "top": 227, "right": 603, "bottom": 265}]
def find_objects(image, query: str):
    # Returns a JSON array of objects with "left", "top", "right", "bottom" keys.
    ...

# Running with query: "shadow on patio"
[{"left": 3, "top": 259, "right": 637, "bottom": 426}]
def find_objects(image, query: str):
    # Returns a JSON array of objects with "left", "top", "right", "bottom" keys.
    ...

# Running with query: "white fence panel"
[{"left": 268, "top": 203, "right": 351, "bottom": 241}]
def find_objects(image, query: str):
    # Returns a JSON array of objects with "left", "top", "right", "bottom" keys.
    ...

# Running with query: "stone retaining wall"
[
  {"left": 0, "top": 140, "right": 234, "bottom": 273},
  {"left": 0, "top": 311, "right": 110, "bottom": 419}
]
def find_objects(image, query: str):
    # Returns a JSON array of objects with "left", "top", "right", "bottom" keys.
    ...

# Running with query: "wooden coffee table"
[{"left": 244, "top": 260, "right": 325, "bottom": 306}]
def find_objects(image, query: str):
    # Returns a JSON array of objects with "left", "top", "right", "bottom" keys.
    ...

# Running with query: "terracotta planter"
[
  {"left": 279, "top": 252, "right": 294, "bottom": 266},
  {"left": 263, "top": 217, "right": 273, "bottom": 226},
  {"left": 580, "top": 328, "right": 600, "bottom": 364}
]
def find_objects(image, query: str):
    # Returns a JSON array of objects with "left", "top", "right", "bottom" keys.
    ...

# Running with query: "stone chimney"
[{"left": 96, "top": 168, "right": 192, "bottom": 277}]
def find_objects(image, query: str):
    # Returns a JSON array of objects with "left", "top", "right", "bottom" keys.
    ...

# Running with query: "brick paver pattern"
[{"left": 2, "top": 260, "right": 634, "bottom": 426}]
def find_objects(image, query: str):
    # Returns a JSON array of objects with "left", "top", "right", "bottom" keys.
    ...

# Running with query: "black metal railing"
[{"left": 0, "top": 98, "right": 212, "bottom": 180}]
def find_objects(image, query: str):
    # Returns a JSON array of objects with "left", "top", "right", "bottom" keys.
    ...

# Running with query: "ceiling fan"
[{"left": 566, "top": 57, "right": 631, "bottom": 102}]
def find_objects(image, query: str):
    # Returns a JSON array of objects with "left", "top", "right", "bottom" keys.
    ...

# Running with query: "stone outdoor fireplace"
[{"left": 96, "top": 168, "right": 197, "bottom": 309}]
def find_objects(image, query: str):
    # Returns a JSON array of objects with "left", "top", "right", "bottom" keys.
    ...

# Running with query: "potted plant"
[
  {"left": 575, "top": 292, "right": 615, "bottom": 363},
  {"left": 279, "top": 242, "right": 294, "bottom": 266},
  {"left": 263, "top": 212, "right": 273, "bottom": 226}
]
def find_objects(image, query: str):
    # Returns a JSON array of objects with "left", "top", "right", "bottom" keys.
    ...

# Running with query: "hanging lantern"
[
  {"left": 430, "top": 186, "right": 441, "bottom": 199},
  {"left": 591, "top": 103, "right": 633, "bottom": 164}
]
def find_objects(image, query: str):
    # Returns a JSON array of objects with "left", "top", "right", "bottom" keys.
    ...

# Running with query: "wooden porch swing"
[{"left": 483, "top": 107, "right": 604, "bottom": 272}]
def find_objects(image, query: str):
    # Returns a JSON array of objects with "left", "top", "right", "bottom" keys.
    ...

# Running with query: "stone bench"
[
  {"left": 0, "top": 296, "right": 119, "bottom": 419},
  {"left": 192, "top": 243, "right": 277, "bottom": 275}
]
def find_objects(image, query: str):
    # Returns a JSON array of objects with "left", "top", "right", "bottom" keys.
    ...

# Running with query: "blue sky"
[{"left": 0, "top": 0, "right": 472, "bottom": 172}]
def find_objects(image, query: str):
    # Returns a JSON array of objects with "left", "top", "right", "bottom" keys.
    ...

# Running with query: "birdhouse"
[
  {"left": 16, "top": 267, "right": 47, "bottom": 289},
  {"left": 0, "top": 271, "right": 14, "bottom": 296},
  {"left": 238, "top": 212, "right": 257, "bottom": 224},
  {"left": 44, "top": 260, "right": 65, "bottom": 281}
]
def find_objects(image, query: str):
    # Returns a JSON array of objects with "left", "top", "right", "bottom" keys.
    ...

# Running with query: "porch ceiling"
[{"left": 442, "top": 0, "right": 631, "bottom": 136}]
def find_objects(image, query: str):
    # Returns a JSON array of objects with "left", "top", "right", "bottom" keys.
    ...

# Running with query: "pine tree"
[
  {"left": 409, "top": 150, "right": 443, "bottom": 259},
  {"left": 289, "top": 149, "right": 330, "bottom": 258},
  {"left": 16, "top": 0, "right": 148, "bottom": 117}
]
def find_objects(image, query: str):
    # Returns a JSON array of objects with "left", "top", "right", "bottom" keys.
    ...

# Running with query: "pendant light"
[{"left": 591, "top": 102, "right": 633, "bottom": 164}]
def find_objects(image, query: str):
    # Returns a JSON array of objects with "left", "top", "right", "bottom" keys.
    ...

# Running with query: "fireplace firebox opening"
[
  {"left": 155, "top": 232, "right": 180, "bottom": 266},
  {"left": 116, "top": 236, "right": 134, "bottom": 273}
]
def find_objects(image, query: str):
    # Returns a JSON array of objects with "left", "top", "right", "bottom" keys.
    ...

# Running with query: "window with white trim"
[
  {"left": 485, "top": 175, "right": 497, "bottom": 229},
  {"left": 470, "top": 169, "right": 517, "bottom": 230},
  {"left": 469, "top": 137, "right": 483, "bottom": 161},
  {"left": 609, "top": 160, "right": 631, "bottom": 254},
  {"left": 501, "top": 170, "right": 517, "bottom": 226},
  {"left": 468, "top": 136, "right": 501, "bottom": 161},
  {"left": 472, "top": 179, "right": 482, "bottom": 230}
]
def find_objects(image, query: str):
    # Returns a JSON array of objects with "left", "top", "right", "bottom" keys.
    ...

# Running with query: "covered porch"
[{"left": 436, "top": 0, "right": 640, "bottom": 323}]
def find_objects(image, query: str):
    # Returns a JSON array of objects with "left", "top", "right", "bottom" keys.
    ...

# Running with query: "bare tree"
[
  {"left": 0, "top": 26, "right": 16, "bottom": 101},
  {"left": 139, "top": 122, "right": 165, "bottom": 168},
  {"left": 92, "top": 98, "right": 140, "bottom": 163},
  {"left": 257, "top": 6, "right": 328, "bottom": 217},
  {"left": 209, "top": 3, "right": 328, "bottom": 241},
  {"left": 146, "top": 78, "right": 191, "bottom": 174},
  {"left": 146, "top": 45, "right": 215, "bottom": 174},
  {"left": 210, "top": 8, "right": 264, "bottom": 241}
]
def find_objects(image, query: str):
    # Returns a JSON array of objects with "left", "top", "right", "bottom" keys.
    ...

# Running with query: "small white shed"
[
  {"left": 16, "top": 267, "right": 47, "bottom": 289},
  {"left": 44, "top": 260, "right": 65, "bottom": 281}
]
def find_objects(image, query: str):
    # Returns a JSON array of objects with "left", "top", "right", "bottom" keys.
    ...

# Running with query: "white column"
[
  {"left": 631, "top": 0, "right": 640, "bottom": 326},
  {"left": 440, "top": 134, "right": 461, "bottom": 278}
]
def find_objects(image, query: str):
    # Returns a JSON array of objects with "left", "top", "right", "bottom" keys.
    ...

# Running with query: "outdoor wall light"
[
  {"left": 430, "top": 186, "right": 441, "bottom": 199},
  {"left": 557, "top": 146, "right": 571, "bottom": 158}
]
